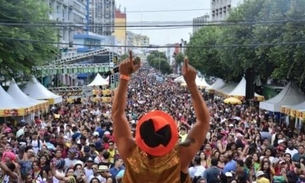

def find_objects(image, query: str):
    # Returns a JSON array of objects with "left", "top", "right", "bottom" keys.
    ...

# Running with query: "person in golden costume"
[{"left": 111, "top": 51, "right": 210, "bottom": 183}]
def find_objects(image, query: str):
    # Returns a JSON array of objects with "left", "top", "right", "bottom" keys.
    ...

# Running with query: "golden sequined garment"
[{"left": 122, "top": 145, "right": 191, "bottom": 183}]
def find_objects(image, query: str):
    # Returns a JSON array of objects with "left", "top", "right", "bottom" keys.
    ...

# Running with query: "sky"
[{"left": 114, "top": 0, "right": 210, "bottom": 45}]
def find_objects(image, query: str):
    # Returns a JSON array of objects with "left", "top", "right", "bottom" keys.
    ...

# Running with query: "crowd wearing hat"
[{"left": 0, "top": 62, "right": 304, "bottom": 183}]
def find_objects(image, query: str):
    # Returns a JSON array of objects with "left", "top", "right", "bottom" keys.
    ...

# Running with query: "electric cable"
[
  {"left": 0, "top": 36, "right": 305, "bottom": 48},
  {"left": 0, "top": 18, "right": 302, "bottom": 27}
]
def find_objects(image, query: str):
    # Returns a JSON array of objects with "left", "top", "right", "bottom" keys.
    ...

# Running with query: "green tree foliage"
[
  {"left": 0, "top": 0, "right": 58, "bottom": 80},
  {"left": 219, "top": 0, "right": 265, "bottom": 81},
  {"left": 187, "top": 0, "right": 305, "bottom": 88},
  {"left": 186, "top": 26, "right": 228, "bottom": 80},
  {"left": 174, "top": 52, "right": 184, "bottom": 73},
  {"left": 147, "top": 51, "right": 172, "bottom": 74},
  {"left": 174, "top": 52, "right": 184, "bottom": 66}
]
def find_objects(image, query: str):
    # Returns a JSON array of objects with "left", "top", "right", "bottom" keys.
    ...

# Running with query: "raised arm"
[
  {"left": 111, "top": 51, "right": 140, "bottom": 160},
  {"left": 179, "top": 57, "right": 210, "bottom": 171}
]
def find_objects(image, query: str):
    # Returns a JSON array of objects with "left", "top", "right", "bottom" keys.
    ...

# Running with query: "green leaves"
[
  {"left": 0, "top": 0, "right": 58, "bottom": 81},
  {"left": 147, "top": 51, "right": 172, "bottom": 74},
  {"left": 174, "top": 52, "right": 184, "bottom": 65},
  {"left": 187, "top": 0, "right": 305, "bottom": 88}
]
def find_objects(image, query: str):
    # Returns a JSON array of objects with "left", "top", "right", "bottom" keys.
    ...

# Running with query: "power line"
[
  {"left": 0, "top": 19, "right": 302, "bottom": 28},
  {"left": 0, "top": 36, "right": 305, "bottom": 48},
  {"left": 126, "top": 8, "right": 211, "bottom": 13},
  {"left": 0, "top": 18, "right": 300, "bottom": 25},
  {"left": 0, "top": 8, "right": 212, "bottom": 14}
]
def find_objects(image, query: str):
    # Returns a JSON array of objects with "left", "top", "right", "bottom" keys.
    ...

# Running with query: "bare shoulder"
[
  {"left": 178, "top": 137, "right": 197, "bottom": 172},
  {"left": 116, "top": 138, "right": 136, "bottom": 161}
]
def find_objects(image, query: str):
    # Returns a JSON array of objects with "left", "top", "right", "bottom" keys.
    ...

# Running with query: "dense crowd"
[{"left": 0, "top": 65, "right": 304, "bottom": 183}]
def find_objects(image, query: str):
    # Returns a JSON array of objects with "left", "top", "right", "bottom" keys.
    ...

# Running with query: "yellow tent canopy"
[{"left": 223, "top": 97, "right": 242, "bottom": 105}]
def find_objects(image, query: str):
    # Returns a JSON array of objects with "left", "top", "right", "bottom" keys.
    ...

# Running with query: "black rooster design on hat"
[{"left": 139, "top": 119, "right": 171, "bottom": 147}]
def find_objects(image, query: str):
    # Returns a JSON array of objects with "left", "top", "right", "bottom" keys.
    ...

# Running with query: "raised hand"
[
  {"left": 182, "top": 56, "right": 196, "bottom": 85},
  {"left": 119, "top": 50, "right": 141, "bottom": 76}
]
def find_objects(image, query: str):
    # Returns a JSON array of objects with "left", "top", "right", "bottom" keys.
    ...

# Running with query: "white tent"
[
  {"left": 7, "top": 78, "right": 47, "bottom": 109},
  {"left": 281, "top": 100, "right": 305, "bottom": 115},
  {"left": 177, "top": 75, "right": 210, "bottom": 88},
  {"left": 228, "top": 77, "right": 263, "bottom": 98},
  {"left": 207, "top": 78, "right": 225, "bottom": 91},
  {"left": 88, "top": 73, "right": 109, "bottom": 86},
  {"left": 23, "top": 76, "right": 62, "bottom": 104},
  {"left": 259, "top": 82, "right": 305, "bottom": 112},
  {"left": 0, "top": 85, "right": 22, "bottom": 110},
  {"left": 216, "top": 82, "right": 238, "bottom": 95},
  {"left": 288, "top": 101, "right": 305, "bottom": 111},
  {"left": 195, "top": 77, "right": 210, "bottom": 88},
  {"left": 174, "top": 76, "right": 184, "bottom": 83}
]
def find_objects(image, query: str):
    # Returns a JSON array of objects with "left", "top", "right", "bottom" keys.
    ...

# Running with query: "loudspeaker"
[{"left": 245, "top": 68, "right": 255, "bottom": 100}]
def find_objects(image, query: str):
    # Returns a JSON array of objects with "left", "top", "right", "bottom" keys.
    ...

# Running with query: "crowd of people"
[{"left": 0, "top": 63, "right": 304, "bottom": 183}]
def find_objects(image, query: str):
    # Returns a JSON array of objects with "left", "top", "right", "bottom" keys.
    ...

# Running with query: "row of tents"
[
  {"left": 0, "top": 76, "right": 62, "bottom": 117},
  {"left": 205, "top": 77, "right": 305, "bottom": 119},
  {"left": 259, "top": 82, "right": 305, "bottom": 119},
  {"left": 174, "top": 76, "right": 265, "bottom": 101},
  {"left": 175, "top": 75, "right": 305, "bottom": 120}
]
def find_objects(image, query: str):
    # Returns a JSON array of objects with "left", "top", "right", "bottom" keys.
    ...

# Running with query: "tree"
[
  {"left": 147, "top": 51, "right": 172, "bottom": 74},
  {"left": 173, "top": 52, "right": 184, "bottom": 74},
  {"left": 186, "top": 26, "right": 230, "bottom": 80},
  {"left": 0, "top": 0, "right": 58, "bottom": 81},
  {"left": 187, "top": 0, "right": 305, "bottom": 91},
  {"left": 217, "top": 0, "right": 266, "bottom": 82},
  {"left": 253, "top": 0, "right": 297, "bottom": 82}
]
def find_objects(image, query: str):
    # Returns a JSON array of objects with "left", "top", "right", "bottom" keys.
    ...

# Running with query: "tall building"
[
  {"left": 89, "top": 0, "right": 115, "bottom": 35},
  {"left": 126, "top": 31, "right": 134, "bottom": 47},
  {"left": 211, "top": 0, "right": 244, "bottom": 21},
  {"left": 126, "top": 31, "right": 150, "bottom": 47},
  {"left": 133, "top": 34, "right": 150, "bottom": 47},
  {"left": 48, "top": 0, "right": 88, "bottom": 58},
  {"left": 193, "top": 15, "right": 209, "bottom": 33},
  {"left": 113, "top": 8, "right": 127, "bottom": 47},
  {"left": 165, "top": 44, "right": 176, "bottom": 66}
]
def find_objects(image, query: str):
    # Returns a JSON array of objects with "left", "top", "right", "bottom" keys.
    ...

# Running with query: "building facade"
[
  {"left": 211, "top": 0, "right": 244, "bottom": 21},
  {"left": 89, "top": 0, "right": 115, "bottom": 35},
  {"left": 165, "top": 44, "right": 175, "bottom": 66},
  {"left": 193, "top": 15, "right": 209, "bottom": 33},
  {"left": 48, "top": 0, "right": 88, "bottom": 58},
  {"left": 47, "top": 0, "right": 116, "bottom": 58},
  {"left": 74, "top": 32, "right": 115, "bottom": 53},
  {"left": 126, "top": 31, "right": 150, "bottom": 47},
  {"left": 113, "top": 9, "right": 127, "bottom": 47}
]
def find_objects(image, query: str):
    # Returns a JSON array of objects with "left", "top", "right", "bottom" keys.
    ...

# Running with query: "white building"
[
  {"left": 193, "top": 15, "right": 209, "bottom": 34},
  {"left": 48, "top": 0, "right": 87, "bottom": 58},
  {"left": 89, "top": 0, "right": 115, "bottom": 36},
  {"left": 211, "top": 0, "right": 244, "bottom": 21},
  {"left": 165, "top": 44, "right": 176, "bottom": 66}
]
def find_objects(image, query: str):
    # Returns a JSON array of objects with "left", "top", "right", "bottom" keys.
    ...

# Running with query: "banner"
[
  {"left": 0, "top": 108, "right": 30, "bottom": 117},
  {"left": 298, "top": 110, "right": 305, "bottom": 119},
  {"left": 102, "top": 97, "right": 112, "bottom": 103},
  {"left": 290, "top": 109, "right": 297, "bottom": 117},
  {"left": 102, "top": 89, "right": 111, "bottom": 96},
  {"left": 280, "top": 107, "right": 286, "bottom": 113},
  {"left": 285, "top": 108, "right": 290, "bottom": 115}
]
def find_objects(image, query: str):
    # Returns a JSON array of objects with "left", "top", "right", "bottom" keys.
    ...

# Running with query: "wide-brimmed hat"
[
  {"left": 256, "top": 171, "right": 265, "bottom": 178},
  {"left": 97, "top": 165, "right": 109, "bottom": 172},
  {"left": 135, "top": 110, "right": 178, "bottom": 157}
]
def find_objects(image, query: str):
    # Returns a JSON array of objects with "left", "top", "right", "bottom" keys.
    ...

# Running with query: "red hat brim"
[{"left": 135, "top": 110, "right": 178, "bottom": 157}]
